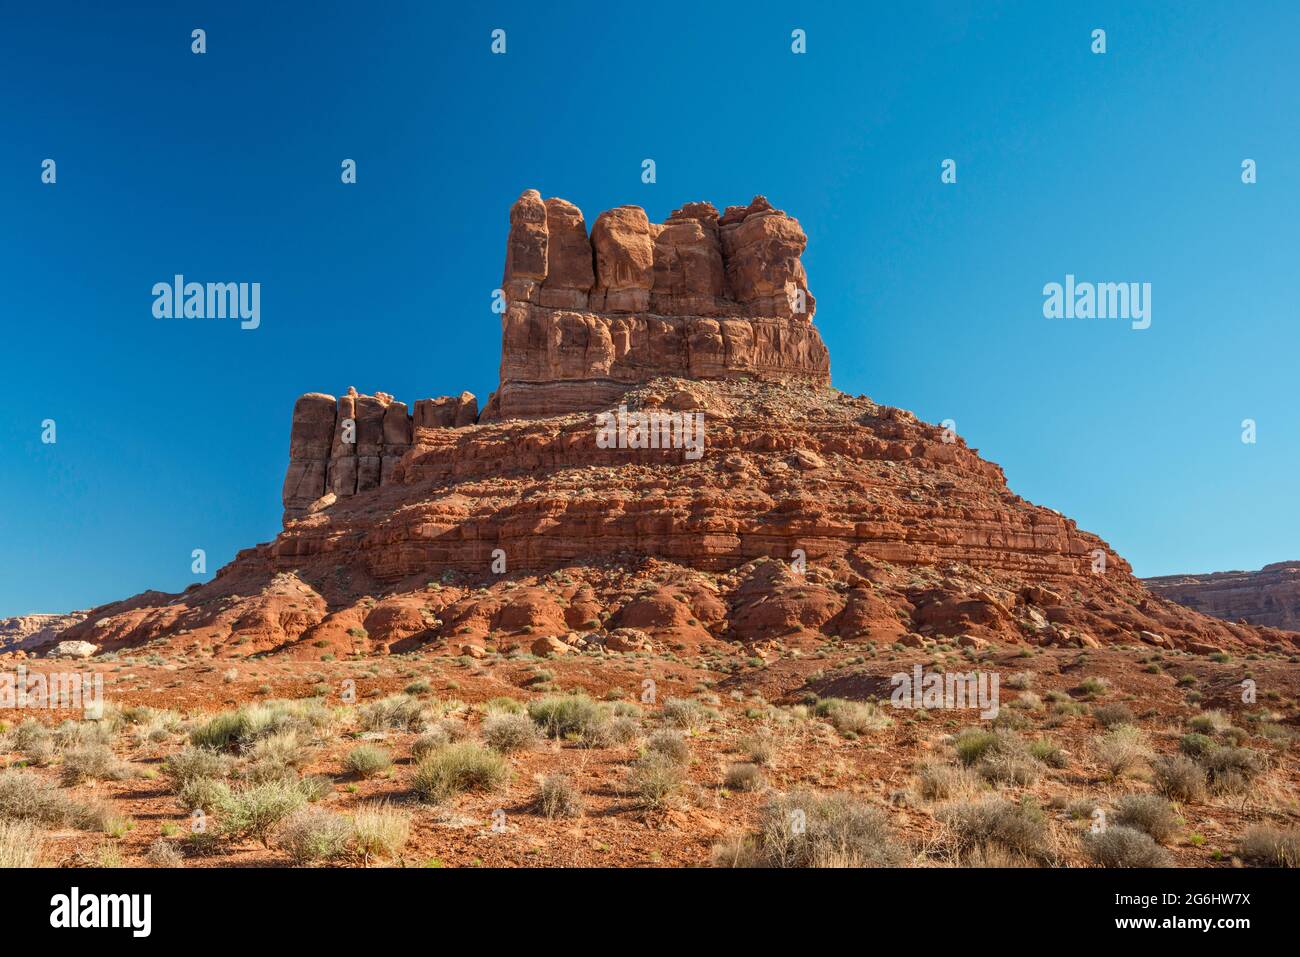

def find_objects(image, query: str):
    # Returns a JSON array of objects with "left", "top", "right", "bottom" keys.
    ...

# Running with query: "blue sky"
[{"left": 2, "top": 1, "right": 1297, "bottom": 615}]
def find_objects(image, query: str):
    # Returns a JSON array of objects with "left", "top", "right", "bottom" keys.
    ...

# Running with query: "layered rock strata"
[{"left": 1145, "top": 562, "right": 1300, "bottom": 630}]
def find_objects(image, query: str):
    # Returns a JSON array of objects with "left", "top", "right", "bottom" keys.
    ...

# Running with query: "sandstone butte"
[{"left": 40, "top": 190, "right": 1300, "bottom": 663}]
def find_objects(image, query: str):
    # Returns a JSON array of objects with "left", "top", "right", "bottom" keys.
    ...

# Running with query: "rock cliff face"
[
  {"left": 282, "top": 388, "right": 478, "bottom": 519},
  {"left": 42, "top": 190, "right": 1300, "bottom": 662},
  {"left": 490, "top": 190, "right": 829, "bottom": 420},
  {"left": 0, "top": 611, "right": 88, "bottom": 653},
  {"left": 1145, "top": 562, "right": 1300, "bottom": 630}
]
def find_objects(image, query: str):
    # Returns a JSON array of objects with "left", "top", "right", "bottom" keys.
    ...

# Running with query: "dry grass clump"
[
  {"left": 645, "top": 730, "right": 691, "bottom": 765},
  {"left": 1152, "top": 754, "right": 1207, "bottom": 803},
  {"left": 410, "top": 742, "right": 509, "bottom": 803},
  {"left": 660, "top": 697, "right": 717, "bottom": 731},
  {"left": 1083, "top": 825, "right": 1173, "bottom": 867},
  {"left": 537, "top": 774, "right": 583, "bottom": 819},
  {"left": 357, "top": 694, "right": 429, "bottom": 733},
  {"left": 1199, "top": 746, "right": 1267, "bottom": 795},
  {"left": 1238, "top": 826, "right": 1299, "bottom": 867},
  {"left": 0, "top": 821, "right": 43, "bottom": 867},
  {"left": 736, "top": 729, "right": 779, "bottom": 767},
  {"left": 191, "top": 699, "right": 336, "bottom": 751},
  {"left": 350, "top": 803, "right": 410, "bottom": 860},
  {"left": 713, "top": 790, "right": 908, "bottom": 868},
  {"left": 481, "top": 712, "right": 540, "bottom": 753},
  {"left": 163, "top": 747, "right": 233, "bottom": 790},
  {"left": 0, "top": 769, "right": 113, "bottom": 831},
  {"left": 146, "top": 837, "right": 184, "bottom": 867},
  {"left": 629, "top": 752, "right": 685, "bottom": 809},
  {"left": 724, "top": 762, "right": 764, "bottom": 792},
  {"left": 915, "top": 761, "right": 984, "bottom": 802},
  {"left": 1092, "top": 725, "right": 1151, "bottom": 779},
  {"left": 813, "top": 698, "right": 891, "bottom": 737},
  {"left": 59, "top": 744, "right": 137, "bottom": 786},
  {"left": 1092, "top": 703, "right": 1135, "bottom": 728},
  {"left": 1111, "top": 794, "right": 1178, "bottom": 842},
  {"left": 1188, "top": 709, "right": 1232, "bottom": 734},
  {"left": 274, "top": 806, "right": 352, "bottom": 865},
  {"left": 937, "top": 796, "right": 1054, "bottom": 865},
  {"left": 343, "top": 745, "right": 392, "bottom": 779},
  {"left": 218, "top": 780, "right": 307, "bottom": 846},
  {"left": 526, "top": 694, "right": 629, "bottom": 746}
]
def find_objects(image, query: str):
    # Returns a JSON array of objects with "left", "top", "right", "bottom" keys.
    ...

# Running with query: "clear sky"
[{"left": 3, "top": 1, "right": 1297, "bottom": 615}]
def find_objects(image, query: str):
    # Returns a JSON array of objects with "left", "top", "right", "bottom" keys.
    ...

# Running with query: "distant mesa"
[{"left": 1145, "top": 561, "right": 1300, "bottom": 630}]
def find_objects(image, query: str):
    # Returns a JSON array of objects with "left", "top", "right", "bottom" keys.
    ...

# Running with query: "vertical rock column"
[{"left": 281, "top": 393, "right": 338, "bottom": 516}]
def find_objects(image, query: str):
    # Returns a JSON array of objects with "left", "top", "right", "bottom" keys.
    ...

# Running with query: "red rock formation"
[
  {"left": 493, "top": 189, "right": 829, "bottom": 420},
  {"left": 282, "top": 386, "right": 477, "bottom": 520},
  {"left": 1145, "top": 562, "right": 1300, "bottom": 630},
  {"left": 45, "top": 190, "right": 1300, "bottom": 663}
]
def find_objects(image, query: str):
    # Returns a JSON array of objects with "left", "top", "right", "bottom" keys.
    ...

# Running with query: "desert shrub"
[
  {"left": 484, "top": 696, "right": 526, "bottom": 715},
  {"left": 0, "top": 770, "right": 108, "bottom": 830},
  {"left": 1152, "top": 754, "right": 1207, "bottom": 803},
  {"left": 938, "top": 796, "right": 1053, "bottom": 864},
  {"left": 659, "top": 697, "right": 717, "bottom": 731},
  {"left": 190, "top": 710, "right": 250, "bottom": 751},
  {"left": 343, "top": 745, "right": 392, "bottom": 779},
  {"left": 275, "top": 806, "right": 352, "bottom": 865},
  {"left": 1078, "top": 676, "right": 1110, "bottom": 697},
  {"left": 297, "top": 774, "right": 334, "bottom": 803},
  {"left": 915, "top": 762, "right": 983, "bottom": 801},
  {"left": 953, "top": 728, "right": 1000, "bottom": 766},
  {"left": 163, "top": 747, "right": 232, "bottom": 789},
  {"left": 715, "top": 790, "right": 908, "bottom": 868},
  {"left": 737, "top": 730, "right": 778, "bottom": 767},
  {"left": 248, "top": 729, "right": 308, "bottom": 769},
  {"left": 1179, "top": 732, "right": 1217, "bottom": 758},
  {"left": 1004, "top": 671, "right": 1034, "bottom": 690},
  {"left": 59, "top": 744, "right": 134, "bottom": 786},
  {"left": 1083, "top": 825, "right": 1173, "bottom": 867},
  {"left": 410, "top": 729, "right": 451, "bottom": 762},
  {"left": 1093, "top": 703, "right": 1135, "bottom": 728},
  {"left": 724, "top": 763, "right": 764, "bottom": 792},
  {"left": 977, "top": 748, "right": 1040, "bottom": 786},
  {"left": 628, "top": 752, "right": 685, "bottom": 809},
  {"left": 528, "top": 694, "right": 607, "bottom": 739},
  {"left": 481, "top": 713, "right": 540, "bottom": 754},
  {"left": 1238, "top": 826, "right": 1299, "bottom": 867},
  {"left": 537, "top": 774, "right": 583, "bottom": 819},
  {"left": 1092, "top": 725, "right": 1150, "bottom": 779},
  {"left": 1112, "top": 794, "right": 1178, "bottom": 842},
  {"left": 594, "top": 715, "right": 642, "bottom": 747},
  {"left": 191, "top": 699, "right": 336, "bottom": 751},
  {"left": 145, "top": 838, "right": 184, "bottom": 867},
  {"left": 403, "top": 679, "right": 432, "bottom": 695},
  {"left": 218, "top": 781, "right": 307, "bottom": 846},
  {"left": 350, "top": 803, "right": 410, "bottom": 860},
  {"left": 645, "top": 730, "right": 691, "bottom": 765},
  {"left": 12, "top": 720, "right": 55, "bottom": 766},
  {"left": 0, "top": 821, "right": 42, "bottom": 867},
  {"left": 1199, "top": 746, "right": 1267, "bottom": 794},
  {"left": 1028, "top": 738, "right": 1069, "bottom": 768},
  {"left": 411, "top": 743, "right": 509, "bottom": 803},
  {"left": 813, "top": 698, "right": 890, "bottom": 736},
  {"left": 1188, "top": 709, "right": 1231, "bottom": 734},
  {"left": 357, "top": 694, "right": 428, "bottom": 733},
  {"left": 178, "top": 777, "right": 232, "bottom": 813}
]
